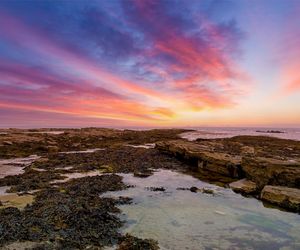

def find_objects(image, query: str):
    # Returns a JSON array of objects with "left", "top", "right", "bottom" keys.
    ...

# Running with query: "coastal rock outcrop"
[
  {"left": 242, "top": 157, "right": 300, "bottom": 189},
  {"left": 156, "top": 139, "right": 300, "bottom": 190},
  {"left": 229, "top": 179, "right": 258, "bottom": 195},
  {"left": 156, "top": 140, "right": 243, "bottom": 179},
  {"left": 156, "top": 137, "right": 300, "bottom": 212},
  {"left": 261, "top": 185, "right": 300, "bottom": 213}
]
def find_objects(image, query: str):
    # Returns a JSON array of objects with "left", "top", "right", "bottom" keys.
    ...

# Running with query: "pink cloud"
[{"left": 276, "top": 6, "right": 300, "bottom": 95}]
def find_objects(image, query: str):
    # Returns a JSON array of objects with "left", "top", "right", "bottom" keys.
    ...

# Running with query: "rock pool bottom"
[{"left": 104, "top": 170, "right": 300, "bottom": 250}]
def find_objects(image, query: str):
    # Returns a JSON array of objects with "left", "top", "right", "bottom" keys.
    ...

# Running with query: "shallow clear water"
[
  {"left": 58, "top": 148, "right": 105, "bottom": 154},
  {"left": 104, "top": 170, "right": 300, "bottom": 250},
  {"left": 125, "top": 143, "right": 155, "bottom": 149},
  {"left": 180, "top": 127, "right": 300, "bottom": 141},
  {"left": 0, "top": 186, "right": 9, "bottom": 195},
  {"left": 51, "top": 170, "right": 105, "bottom": 184}
]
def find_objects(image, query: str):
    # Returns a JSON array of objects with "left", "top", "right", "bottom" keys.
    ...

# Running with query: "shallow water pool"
[
  {"left": 0, "top": 155, "right": 40, "bottom": 178},
  {"left": 105, "top": 170, "right": 300, "bottom": 250}
]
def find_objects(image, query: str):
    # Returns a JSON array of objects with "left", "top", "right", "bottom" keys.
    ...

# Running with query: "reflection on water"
[
  {"left": 58, "top": 148, "right": 105, "bottom": 154},
  {"left": 104, "top": 170, "right": 300, "bottom": 250},
  {"left": 125, "top": 143, "right": 155, "bottom": 149}
]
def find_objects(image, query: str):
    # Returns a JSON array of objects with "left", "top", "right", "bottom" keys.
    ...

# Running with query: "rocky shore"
[
  {"left": 0, "top": 128, "right": 188, "bottom": 249},
  {"left": 156, "top": 136, "right": 300, "bottom": 212},
  {"left": 0, "top": 128, "right": 299, "bottom": 249}
]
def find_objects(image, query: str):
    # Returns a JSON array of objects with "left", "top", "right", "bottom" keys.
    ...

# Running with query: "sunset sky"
[{"left": 0, "top": 0, "right": 299, "bottom": 128}]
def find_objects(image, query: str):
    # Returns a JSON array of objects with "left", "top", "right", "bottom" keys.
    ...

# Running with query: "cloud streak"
[{"left": 0, "top": 0, "right": 252, "bottom": 126}]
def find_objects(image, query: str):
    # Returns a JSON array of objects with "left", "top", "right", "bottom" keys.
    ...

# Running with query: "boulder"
[
  {"left": 133, "top": 170, "right": 152, "bottom": 178},
  {"left": 261, "top": 185, "right": 300, "bottom": 213},
  {"left": 190, "top": 186, "right": 198, "bottom": 193},
  {"left": 229, "top": 179, "right": 257, "bottom": 195},
  {"left": 118, "top": 234, "right": 159, "bottom": 250}
]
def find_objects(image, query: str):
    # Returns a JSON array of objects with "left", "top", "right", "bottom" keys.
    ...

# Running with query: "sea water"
[{"left": 104, "top": 169, "right": 300, "bottom": 250}]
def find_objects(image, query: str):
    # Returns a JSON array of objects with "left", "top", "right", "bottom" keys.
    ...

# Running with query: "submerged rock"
[
  {"left": 261, "top": 185, "right": 300, "bottom": 213},
  {"left": 189, "top": 186, "right": 214, "bottom": 194},
  {"left": 229, "top": 179, "right": 258, "bottom": 195},
  {"left": 117, "top": 234, "right": 159, "bottom": 250},
  {"left": 202, "top": 188, "right": 214, "bottom": 194},
  {"left": 190, "top": 186, "right": 198, "bottom": 193},
  {"left": 134, "top": 170, "right": 153, "bottom": 178},
  {"left": 146, "top": 187, "right": 166, "bottom": 192}
]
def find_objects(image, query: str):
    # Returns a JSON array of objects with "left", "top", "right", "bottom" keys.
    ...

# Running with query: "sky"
[{"left": 0, "top": 0, "right": 299, "bottom": 128}]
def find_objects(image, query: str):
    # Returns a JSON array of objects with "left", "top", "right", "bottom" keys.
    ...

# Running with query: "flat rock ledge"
[
  {"left": 261, "top": 186, "right": 300, "bottom": 213},
  {"left": 229, "top": 179, "right": 257, "bottom": 195},
  {"left": 156, "top": 140, "right": 243, "bottom": 179},
  {"left": 242, "top": 157, "right": 300, "bottom": 189}
]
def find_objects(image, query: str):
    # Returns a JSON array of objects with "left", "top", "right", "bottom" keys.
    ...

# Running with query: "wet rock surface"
[
  {"left": 190, "top": 186, "right": 198, "bottom": 193},
  {"left": 0, "top": 169, "right": 66, "bottom": 192},
  {"left": 117, "top": 234, "right": 159, "bottom": 250},
  {"left": 261, "top": 186, "right": 300, "bottom": 213},
  {"left": 146, "top": 187, "right": 166, "bottom": 192},
  {"left": 188, "top": 186, "right": 214, "bottom": 194},
  {"left": 242, "top": 157, "right": 300, "bottom": 189},
  {"left": 0, "top": 128, "right": 187, "bottom": 159},
  {"left": 31, "top": 146, "right": 187, "bottom": 177},
  {"left": 0, "top": 175, "right": 129, "bottom": 249},
  {"left": 0, "top": 147, "right": 188, "bottom": 194}
]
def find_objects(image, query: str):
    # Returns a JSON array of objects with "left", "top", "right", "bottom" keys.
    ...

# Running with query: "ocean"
[{"left": 180, "top": 127, "right": 300, "bottom": 141}]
